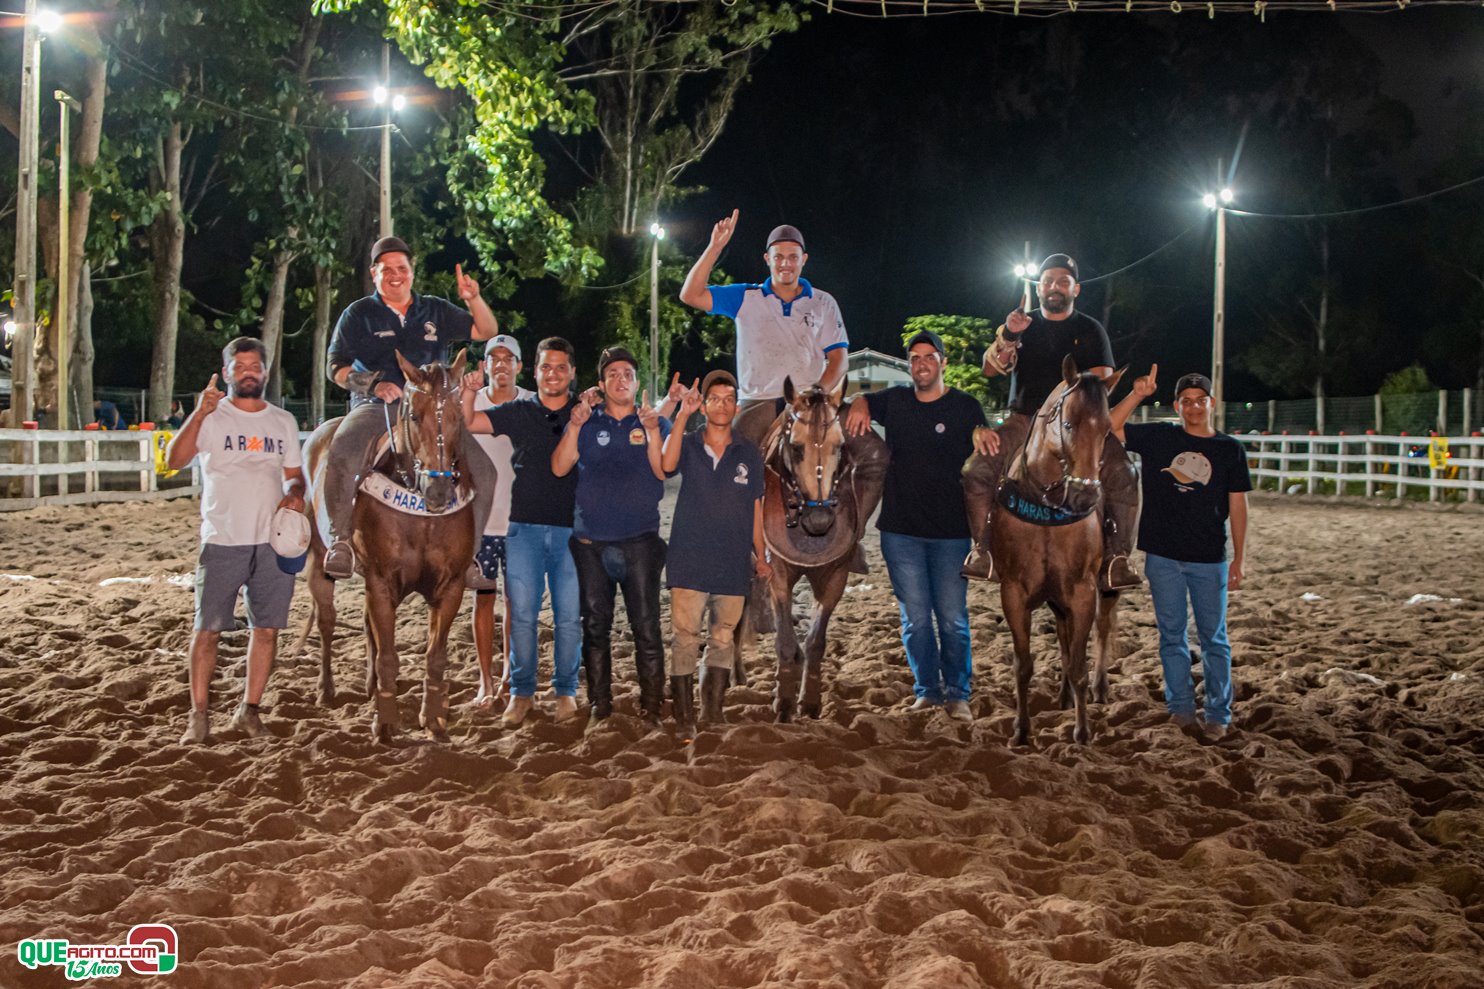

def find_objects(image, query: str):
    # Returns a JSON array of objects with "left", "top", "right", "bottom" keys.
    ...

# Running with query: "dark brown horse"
[
  {"left": 751, "top": 379, "right": 873, "bottom": 722},
  {"left": 993, "top": 355, "right": 1125, "bottom": 746},
  {"left": 299, "top": 350, "right": 476, "bottom": 743}
]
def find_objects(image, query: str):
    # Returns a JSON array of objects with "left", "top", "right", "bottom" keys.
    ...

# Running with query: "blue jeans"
[
  {"left": 503, "top": 522, "right": 582, "bottom": 698},
  {"left": 1144, "top": 553, "right": 1233, "bottom": 726},
  {"left": 880, "top": 532, "right": 973, "bottom": 703}
]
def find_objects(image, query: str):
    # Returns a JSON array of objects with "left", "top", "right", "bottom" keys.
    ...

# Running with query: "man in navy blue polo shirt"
[
  {"left": 552, "top": 346, "right": 672, "bottom": 731},
  {"left": 322, "top": 236, "right": 501, "bottom": 588},
  {"left": 660, "top": 369, "right": 768, "bottom": 739}
]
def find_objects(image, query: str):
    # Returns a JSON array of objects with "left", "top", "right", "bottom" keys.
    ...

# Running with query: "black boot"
[
  {"left": 1099, "top": 434, "right": 1143, "bottom": 592},
  {"left": 700, "top": 665, "right": 730, "bottom": 724},
  {"left": 671, "top": 674, "right": 696, "bottom": 741}
]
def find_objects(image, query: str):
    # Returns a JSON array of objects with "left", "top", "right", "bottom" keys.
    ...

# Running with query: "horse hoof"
[
  {"left": 773, "top": 700, "right": 795, "bottom": 724},
  {"left": 426, "top": 727, "right": 451, "bottom": 743},
  {"left": 317, "top": 687, "right": 336, "bottom": 706},
  {"left": 801, "top": 702, "right": 822, "bottom": 720},
  {"left": 1073, "top": 726, "right": 1091, "bottom": 745}
]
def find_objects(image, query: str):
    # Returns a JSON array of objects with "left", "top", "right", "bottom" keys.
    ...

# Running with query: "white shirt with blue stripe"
[{"left": 708, "top": 278, "right": 849, "bottom": 401}]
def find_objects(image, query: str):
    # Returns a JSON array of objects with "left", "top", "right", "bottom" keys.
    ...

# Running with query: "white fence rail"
[
  {"left": 0, "top": 428, "right": 200, "bottom": 511},
  {"left": 1241, "top": 433, "right": 1484, "bottom": 503}
]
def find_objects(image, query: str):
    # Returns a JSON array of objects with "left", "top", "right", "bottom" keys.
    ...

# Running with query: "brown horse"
[
  {"left": 752, "top": 379, "right": 874, "bottom": 722},
  {"left": 993, "top": 355, "right": 1125, "bottom": 746},
  {"left": 299, "top": 350, "right": 476, "bottom": 743}
]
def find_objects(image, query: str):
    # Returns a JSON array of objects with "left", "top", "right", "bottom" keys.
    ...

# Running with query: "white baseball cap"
[
  {"left": 486, "top": 334, "right": 522, "bottom": 362},
  {"left": 270, "top": 508, "right": 311, "bottom": 574}
]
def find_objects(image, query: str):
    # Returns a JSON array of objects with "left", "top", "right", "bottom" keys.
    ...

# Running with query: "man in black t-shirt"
[
  {"left": 1112, "top": 367, "right": 1251, "bottom": 741},
  {"left": 845, "top": 330, "right": 991, "bottom": 721},
  {"left": 960, "top": 253, "right": 1142, "bottom": 592}
]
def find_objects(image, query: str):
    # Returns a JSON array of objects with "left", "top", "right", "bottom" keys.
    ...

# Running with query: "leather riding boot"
[
  {"left": 1099, "top": 434, "right": 1143, "bottom": 592},
  {"left": 584, "top": 646, "right": 614, "bottom": 722},
  {"left": 960, "top": 514, "right": 998, "bottom": 583},
  {"left": 324, "top": 540, "right": 356, "bottom": 580},
  {"left": 637, "top": 654, "right": 666, "bottom": 729},
  {"left": 700, "top": 665, "right": 730, "bottom": 724},
  {"left": 670, "top": 674, "right": 696, "bottom": 740},
  {"left": 844, "top": 428, "right": 890, "bottom": 575}
]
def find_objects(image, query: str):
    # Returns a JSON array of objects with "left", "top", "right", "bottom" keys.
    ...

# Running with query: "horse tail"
[{"left": 288, "top": 599, "right": 317, "bottom": 658}]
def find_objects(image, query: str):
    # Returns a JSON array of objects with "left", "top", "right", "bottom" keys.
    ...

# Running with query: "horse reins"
[
  {"left": 383, "top": 369, "right": 461, "bottom": 492},
  {"left": 1009, "top": 380, "right": 1102, "bottom": 510},
  {"left": 770, "top": 396, "right": 850, "bottom": 529}
]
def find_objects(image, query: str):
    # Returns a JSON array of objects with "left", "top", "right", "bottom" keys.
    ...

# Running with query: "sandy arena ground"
[{"left": 0, "top": 493, "right": 1481, "bottom": 988}]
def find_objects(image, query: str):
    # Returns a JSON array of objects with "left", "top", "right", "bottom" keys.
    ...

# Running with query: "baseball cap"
[
  {"left": 766, "top": 224, "right": 806, "bottom": 252},
  {"left": 701, "top": 369, "right": 738, "bottom": 398},
  {"left": 371, "top": 236, "right": 412, "bottom": 265},
  {"left": 904, "top": 329, "right": 945, "bottom": 356},
  {"left": 1039, "top": 253, "right": 1079, "bottom": 281},
  {"left": 1174, "top": 373, "right": 1213, "bottom": 397},
  {"left": 270, "top": 508, "right": 311, "bottom": 575},
  {"left": 485, "top": 334, "right": 522, "bottom": 362},
  {"left": 597, "top": 346, "right": 639, "bottom": 378}
]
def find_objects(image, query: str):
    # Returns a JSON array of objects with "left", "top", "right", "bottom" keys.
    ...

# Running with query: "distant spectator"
[
  {"left": 166, "top": 400, "right": 186, "bottom": 430},
  {"left": 94, "top": 399, "right": 125, "bottom": 430}
]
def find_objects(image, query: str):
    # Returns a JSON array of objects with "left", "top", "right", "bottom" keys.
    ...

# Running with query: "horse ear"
[
  {"left": 396, "top": 350, "right": 421, "bottom": 384},
  {"left": 783, "top": 376, "right": 796, "bottom": 404},
  {"left": 1104, "top": 365, "right": 1128, "bottom": 393},
  {"left": 1061, "top": 353, "right": 1079, "bottom": 387},
  {"left": 826, "top": 376, "right": 845, "bottom": 408},
  {"left": 451, "top": 347, "right": 468, "bottom": 372}
]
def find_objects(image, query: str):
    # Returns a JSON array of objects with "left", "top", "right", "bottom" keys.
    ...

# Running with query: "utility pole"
[
  {"left": 10, "top": 0, "right": 43, "bottom": 424},
  {"left": 56, "top": 90, "right": 82, "bottom": 429},
  {"left": 378, "top": 42, "right": 392, "bottom": 238}
]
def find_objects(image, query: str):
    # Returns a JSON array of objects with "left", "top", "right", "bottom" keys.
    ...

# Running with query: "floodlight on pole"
[
  {"left": 649, "top": 223, "right": 666, "bottom": 399},
  {"left": 34, "top": 8, "right": 62, "bottom": 33},
  {"left": 372, "top": 85, "right": 388, "bottom": 105},
  {"left": 1203, "top": 189, "right": 1232, "bottom": 432},
  {"left": 392, "top": 93, "right": 406, "bottom": 113}
]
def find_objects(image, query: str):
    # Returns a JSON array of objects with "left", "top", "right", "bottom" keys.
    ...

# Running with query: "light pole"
[
  {"left": 371, "top": 44, "right": 405, "bottom": 239},
  {"left": 1012, "top": 260, "right": 1039, "bottom": 312},
  {"left": 55, "top": 89, "right": 81, "bottom": 430},
  {"left": 1202, "top": 187, "right": 1234, "bottom": 432},
  {"left": 648, "top": 222, "right": 665, "bottom": 400}
]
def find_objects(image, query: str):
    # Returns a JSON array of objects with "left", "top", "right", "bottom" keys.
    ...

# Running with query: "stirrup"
[
  {"left": 960, "top": 544, "right": 999, "bottom": 583},
  {"left": 323, "top": 539, "right": 355, "bottom": 580},
  {"left": 1099, "top": 554, "right": 1142, "bottom": 592}
]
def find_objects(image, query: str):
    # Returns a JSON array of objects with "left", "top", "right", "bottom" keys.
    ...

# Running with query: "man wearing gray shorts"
[{"left": 167, "top": 337, "right": 308, "bottom": 744}]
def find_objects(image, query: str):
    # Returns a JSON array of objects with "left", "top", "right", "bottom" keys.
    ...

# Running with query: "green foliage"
[
  {"left": 900, "top": 315, "right": 1004, "bottom": 409},
  {"left": 1379, "top": 364, "right": 1434, "bottom": 396}
]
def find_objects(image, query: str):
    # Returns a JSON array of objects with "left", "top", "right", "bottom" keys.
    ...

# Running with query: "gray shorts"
[{"left": 194, "top": 543, "right": 296, "bottom": 632}]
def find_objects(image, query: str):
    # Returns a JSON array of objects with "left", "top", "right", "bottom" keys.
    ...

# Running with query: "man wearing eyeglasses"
[
  {"left": 960, "top": 253, "right": 1143, "bottom": 592},
  {"left": 462, "top": 337, "right": 584, "bottom": 727}
]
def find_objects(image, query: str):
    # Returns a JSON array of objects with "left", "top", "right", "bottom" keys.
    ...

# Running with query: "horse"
[
  {"left": 751, "top": 378, "right": 877, "bottom": 722},
  {"left": 992, "top": 355, "right": 1125, "bottom": 746},
  {"left": 298, "top": 349, "right": 476, "bottom": 743}
]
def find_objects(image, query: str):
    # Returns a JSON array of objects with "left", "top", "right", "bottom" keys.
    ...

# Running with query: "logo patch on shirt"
[
  {"left": 423, "top": 321, "right": 438, "bottom": 342},
  {"left": 629, "top": 428, "right": 646, "bottom": 446},
  {"left": 734, "top": 463, "right": 750, "bottom": 485},
  {"left": 596, "top": 430, "right": 611, "bottom": 447},
  {"left": 374, "top": 329, "right": 396, "bottom": 338},
  {"left": 935, "top": 423, "right": 945, "bottom": 434}
]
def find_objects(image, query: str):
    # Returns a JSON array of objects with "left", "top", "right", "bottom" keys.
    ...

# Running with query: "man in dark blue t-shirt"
[
  {"left": 960, "top": 253, "right": 1142, "bottom": 593},
  {"left": 661, "top": 369, "right": 768, "bottom": 738},
  {"left": 845, "top": 330, "right": 990, "bottom": 720},
  {"left": 552, "top": 346, "right": 672, "bottom": 731},
  {"left": 1112, "top": 366, "right": 1251, "bottom": 741},
  {"left": 322, "top": 236, "right": 501, "bottom": 590}
]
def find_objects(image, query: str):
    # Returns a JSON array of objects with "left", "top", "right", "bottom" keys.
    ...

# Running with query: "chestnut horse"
[
  {"left": 299, "top": 350, "right": 476, "bottom": 743},
  {"left": 993, "top": 356, "right": 1125, "bottom": 746}
]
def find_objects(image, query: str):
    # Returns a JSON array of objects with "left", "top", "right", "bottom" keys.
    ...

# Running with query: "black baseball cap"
[
  {"left": 1174, "top": 372, "right": 1213, "bottom": 397},
  {"left": 371, "top": 236, "right": 412, "bottom": 264},
  {"left": 766, "top": 224, "right": 806, "bottom": 252},
  {"left": 598, "top": 346, "right": 639, "bottom": 378},
  {"left": 904, "top": 329, "right": 945, "bottom": 356},
  {"left": 1039, "top": 253, "right": 1079, "bottom": 281}
]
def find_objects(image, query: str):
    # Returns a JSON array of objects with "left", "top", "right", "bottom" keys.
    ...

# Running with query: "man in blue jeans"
[
  {"left": 844, "top": 329, "right": 992, "bottom": 720},
  {"left": 1111, "top": 365, "right": 1251, "bottom": 741},
  {"left": 462, "top": 337, "right": 584, "bottom": 726}
]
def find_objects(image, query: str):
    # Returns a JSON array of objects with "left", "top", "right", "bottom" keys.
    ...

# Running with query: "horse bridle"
[
  {"left": 383, "top": 370, "right": 461, "bottom": 492},
  {"left": 1011, "top": 381, "right": 1102, "bottom": 510},
  {"left": 771, "top": 398, "right": 849, "bottom": 528}
]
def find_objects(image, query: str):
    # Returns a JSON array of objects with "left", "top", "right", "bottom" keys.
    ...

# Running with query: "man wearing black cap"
[
  {"left": 844, "top": 329, "right": 990, "bottom": 720},
  {"left": 322, "top": 236, "right": 502, "bottom": 588},
  {"left": 678, "top": 209, "right": 889, "bottom": 572},
  {"left": 552, "top": 346, "right": 672, "bottom": 731},
  {"left": 660, "top": 369, "right": 769, "bottom": 738},
  {"left": 1109, "top": 366, "right": 1250, "bottom": 741},
  {"left": 960, "top": 253, "right": 1143, "bottom": 592}
]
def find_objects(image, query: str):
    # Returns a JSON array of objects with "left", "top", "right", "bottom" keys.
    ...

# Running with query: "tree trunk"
[
  {"left": 148, "top": 122, "right": 186, "bottom": 422},
  {"left": 312, "top": 261, "right": 332, "bottom": 426},
  {"left": 62, "top": 41, "right": 108, "bottom": 427},
  {"left": 36, "top": 179, "right": 60, "bottom": 422},
  {"left": 72, "top": 260, "right": 95, "bottom": 424},
  {"left": 260, "top": 239, "right": 296, "bottom": 405}
]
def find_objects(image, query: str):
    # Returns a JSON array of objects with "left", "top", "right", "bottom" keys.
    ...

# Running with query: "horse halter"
[
  {"left": 773, "top": 397, "right": 847, "bottom": 528},
  {"left": 384, "top": 370, "right": 461, "bottom": 492},
  {"left": 1014, "top": 381, "right": 1102, "bottom": 510}
]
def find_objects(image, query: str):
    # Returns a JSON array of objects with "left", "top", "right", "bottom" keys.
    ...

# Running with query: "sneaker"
[
  {"left": 944, "top": 700, "right": 973, "bottom": 722},
  {"left": 1099, "top": 554, "right": 1143, "bottom": 592},
  {"left": 908, "top": 697, "right": 939, "bottom": 712},
  {"left": 960, "top": 545, "right": 998, "bottom": 582},
  {"left": 1169, "top": 712, "right": 1198, "bottom": 730},
  {"left": 465, "top": 562, "right": 498, "bottom": 592},
  {"left": 501, "top": 695, "right": 533, "bottom": 727},
  {"left": 553, "top": 695, "right": 579, "bottom": 724},
  {"left": 229, "top": 701, "right": 267, "bottom": 738},
  {"left": 180, "top": 708, "right": 210, "bottom": 744},
  {"left": 323, "top": 540, "right": 355, "bottom": 579},
  {"left": 1204, "top": 722, "right": 1231, "bottom": 742}
]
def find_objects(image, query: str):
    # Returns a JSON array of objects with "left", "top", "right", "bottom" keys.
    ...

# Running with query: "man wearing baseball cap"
[
  {"left": 552, "top": 345, "right": 672, "bottom": 732},
  {"left": 960, "top": 252, "right": 1143, "bottom": 592},
  {"left": 1110, "top": 366, "right": 1251, "bottom": 741},
  {"left": 660, "top": 369, "right": 769, "bottom": 738},
  {"left": 844, "top": 329, "right": 990, "bottom": 720},
  {"left": 321, "top": 236, "right": 502, "bottom": 589},
  {"left": 678, "top": 210, "right": 888, "bottom": 573},
  {"left": 165, "top": 337, "right": 307, "bottom": 744}
]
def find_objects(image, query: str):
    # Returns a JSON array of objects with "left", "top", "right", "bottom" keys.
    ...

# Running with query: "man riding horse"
[
  {"left": 321, "top": 236, "right": 501, "bottom": 589},
  {"left": 961, "top": 253, "right": 1142, "bottom": 592}
]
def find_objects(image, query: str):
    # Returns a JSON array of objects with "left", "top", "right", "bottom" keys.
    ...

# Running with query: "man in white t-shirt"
[
  {"left": 166, "top": 337, "right": 307, "bottom": 744},
  {"left": 468, "top": 334, "right": 534, "bottom": 709}
]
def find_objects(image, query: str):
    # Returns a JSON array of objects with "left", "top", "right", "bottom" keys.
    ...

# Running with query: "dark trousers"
[{"left": 569, "top": 532, "right": 667, "bottom": 715}]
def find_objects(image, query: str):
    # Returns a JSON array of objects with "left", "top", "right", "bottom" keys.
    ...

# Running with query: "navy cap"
[
  {"left": 371, "top": 236, "right": 412, "bottom": 265},
  {"left": 904, "top": 329, "right": 945, "bottom": 356},
  {"left": 766, "top": 224, "right": 806, "bottom": 252},
  {"left": 598, "top": 346, "right": 639, "bottom": 378},
  {"left": 1174, "top": 372, "right": 1214, "bottom": 397},
  {"left": 1039, "top": 253, "right": 1079, "bottom": 281}
]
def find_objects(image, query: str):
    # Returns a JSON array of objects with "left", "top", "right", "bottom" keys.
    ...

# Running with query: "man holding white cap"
[
  {"left": 467, "top": 334, "right": 534, "bottom": 708},
  {"left": 166, "top": 337, "right": 307, "bottom": 744},
  {"left": 323, "top": 236, "right": 501, "bottom": 589}
]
